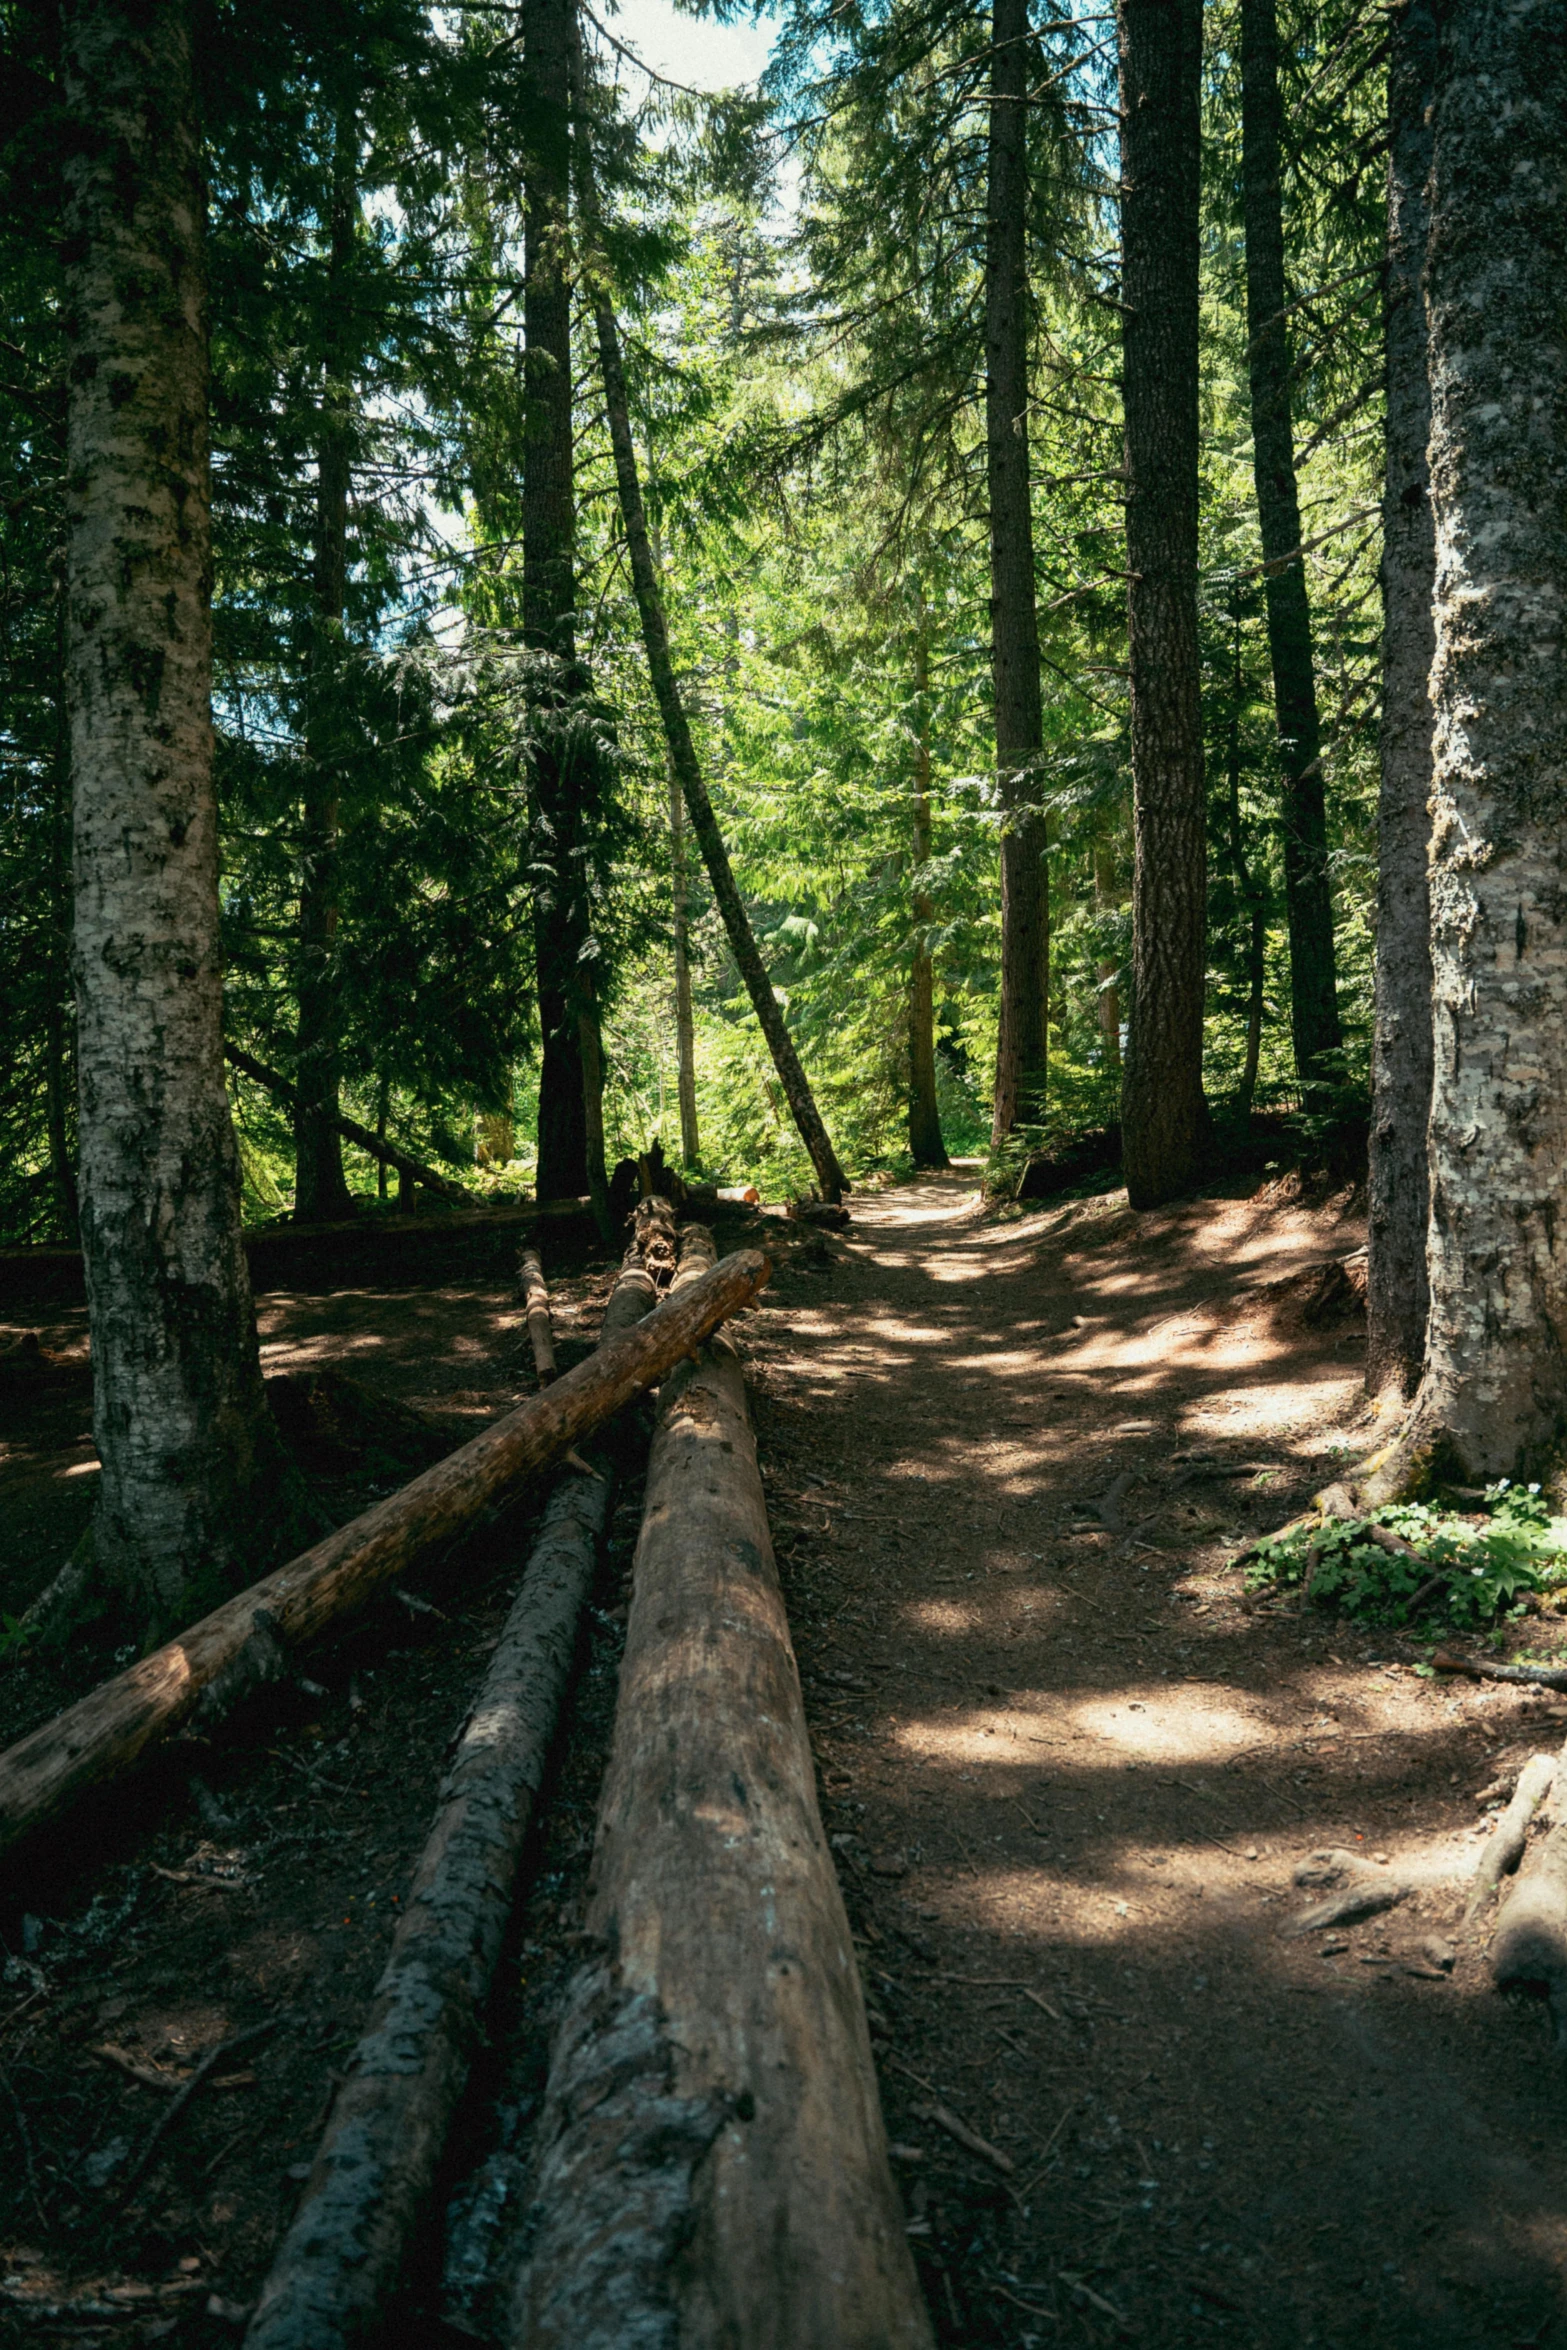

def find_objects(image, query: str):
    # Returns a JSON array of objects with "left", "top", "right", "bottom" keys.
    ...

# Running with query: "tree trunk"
[
  {"left": 1398, "top": 0, "right": 1567, "bottom": 1479},
  {"left": 1224, "top": 608, "right": 1267, "bottom": 1123},
  {"left": 986, "top": 0, "right": 1049, "bottom": 1143},
  {"left": 60, "top": 0, "right": 301, "bottom": 1630},
  {"left": 669, "top": 769, "right": 701, "bottom": 1168},
  {"left": 1240, "top": 0, "right": 1342, "bottom": 1082},
  {"left": 294, "top": 106, "right": 356, "bottom": 1224},
  {"left": 511, "top": 1234, "right": 931, "bottom": 2348},
  {"left": 0, "top": 1247, "right": 771, "bottom": 1864},
  {"left": 908, "top": 610, "right": 948, "bottom": 1167},
  {"left": 47, "top": 598, "right": 78, "bottom": 1236},
  {"left": 1092, "top": 841, "right": 1121, "bottom": 1076},
  {"left": 224, "top": 1043, "right": 473, "bottom": 1207},
  {"left": 1365, "top": 0, "right": 1437, "bottom": 1402},
  {"left": 571, "top": 40, "right": 847, "bottom": 1203},
  {"left": 525, "top": 0, "right": 598, "bottom": 1203},
  {"left": 1117, "top": 0, "right": 1208, "bottom": 1208}
]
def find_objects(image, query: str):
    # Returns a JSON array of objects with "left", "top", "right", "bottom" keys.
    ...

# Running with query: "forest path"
[{"left": 748, "top": 1167, "right": 1567, "bottom": 2350}]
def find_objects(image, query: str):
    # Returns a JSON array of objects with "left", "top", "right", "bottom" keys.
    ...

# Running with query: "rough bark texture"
[
  {"left": 60, "top": 0, "right": 298, "bottom": 1627},
  {"left": 1117, "top": 0, "right": 1208, "bottom": 1207},
  {"left": 986, "top": 0, "right": 1048, "bottom": 1143},
  {"left": 510, "top": 1235, "right": 931, "bottom": 2348},
  {"left": 244, "top": 1259, "right": 655, "bottom": 2350},
  {"left": 1241, "top": 0, "right": 1342, "bottom": 1081},
  {"left": 573, "top": 70, "right": 846, "bottom": 1203},
  {"left": 517, "top": 1248, "right": 557, "bottom": 1383},
  {"left": 669, "top": 771, "right": 700, "bottom": 1168},
  {"left": 1092, "top": 841, "right": 1121, "bottom": 1075},
  {"left": 524, "top": 0, "right": 595, "bottom": 1202},
  {"left": 0, "top": 1249, "right": 770, "bottom": 1868},
  {"left": 909, "top": 618, "right": 948, "bottom": 1167},
  {"left": 293, "top": 106, "right": 356, "bottom": 1223},
  {"left": 1404, "top": 0, "right": 1567, "bottom": 1479},
  {"left": 1365, "top": 0, "right": 1437, "bottom": 1401}
]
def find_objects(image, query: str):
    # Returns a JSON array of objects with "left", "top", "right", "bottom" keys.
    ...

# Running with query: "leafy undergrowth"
[{"left": 1245, "top": 1480, "right": 1567, "bottom": 1633}]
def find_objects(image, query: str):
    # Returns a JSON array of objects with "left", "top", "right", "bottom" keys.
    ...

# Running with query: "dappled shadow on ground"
[{"left": 753, "top": 1169, "right": 1567, "bottom": 2349}]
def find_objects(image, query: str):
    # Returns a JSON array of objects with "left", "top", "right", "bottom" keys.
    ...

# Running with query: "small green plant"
[
  {"left": 1244, "top": 1480, "right": 1567, "bottom": 1631},
  {"left": 0, "top": 1610, "right": 38, "bottom": 1664}
]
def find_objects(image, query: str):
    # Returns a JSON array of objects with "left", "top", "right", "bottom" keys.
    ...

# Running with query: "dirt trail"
[{"left": 749, "top": 1168, "right": 1567, "bottom": 2350}]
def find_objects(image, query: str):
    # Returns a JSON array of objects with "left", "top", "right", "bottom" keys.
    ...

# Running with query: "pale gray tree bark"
[
  {"left": 1387, "top": 0, "right": 1567, "bottom": 1483},
  {"left": 909, "top": 610, "right": 948, "bottom": 1168},
  {"left": 1365, "top": 0, "right": 1437, "bottom": 1401},
  {"left": 62, "top": 0, "right": 301, "bottom": 1627}
]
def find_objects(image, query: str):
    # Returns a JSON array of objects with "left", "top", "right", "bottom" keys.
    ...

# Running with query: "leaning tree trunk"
[
  {"left": 524, "top": 0, "right": 599, "bottom": 1204},
  {"left": 570, "top": 27, "right": 847, "bottom": 1203},
  {"left": 908, "top": 609, "right": 948, "bottom": 1168},
  {"left": 1240, "top": 0, "right": 1342, "bottom": 1083},
  {"left": 1365, "top": 0, "right": 1437, "bottom": 1402},
  {"left": 293, "top": 105, "right": 357, "bottom": 1224},
  {"left": 1117, "top": 0, "right": 1208, "bottom": 1208},
  {"left": 60, "top": 0, "right": 302, "bottom": 1629},
  {"left": 986, "top": 0, "right": 1049, "bottom": 1144},
  {"left": 1397, "top": 0, "right": 1567, "bottom": 1479}
]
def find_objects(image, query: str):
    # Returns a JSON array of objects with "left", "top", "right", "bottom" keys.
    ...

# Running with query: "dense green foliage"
[
  {"left": 0, "top": 0, "right": 1397, "bottom": 1228},
  {"left": 1244, "top": 1483, "right": 1567, "bottom": 1633}
]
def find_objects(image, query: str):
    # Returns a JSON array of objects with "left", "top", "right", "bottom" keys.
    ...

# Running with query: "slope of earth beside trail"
[{"left": 748, "top": 1167, "right": 1567, "bottom": 2350}]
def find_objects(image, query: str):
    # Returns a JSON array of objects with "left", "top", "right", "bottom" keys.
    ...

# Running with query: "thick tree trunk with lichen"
[
  {"left": 1365, "top": 0, "right": 1437, "bottom": 1402},
  {"left": 1241, "top": 0, "right": 1342, "bottom": 1082},
  {"left": 525, "top": 0, "right": 601, "bottom": 1204},
  {"left": 61, "top": 0, "right": 301, "bottom": 1629},
  {"left": 1117, "top": 0, "right": 1208, "bottom": 1207},
  {"left": 1405, "top": 0, "right": 1567, "bottom": 1478},
  {"left": 987, "top": 0, "right": 1048, "bottom": 1143}
]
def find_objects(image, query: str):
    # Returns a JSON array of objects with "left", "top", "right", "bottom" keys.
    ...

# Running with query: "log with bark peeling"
[
  {"left": 509, "top": 1226, "right": 932, "bottom": 2348},
  {"left": 245, "top": 1246, "right": 659, "bottom": 2350},
  {"left": 517, "top": 1248, "right": 557, "bottom": 1384},
  {"left": 0, "top": 1250, "right": 769, "bottom": 1868}
]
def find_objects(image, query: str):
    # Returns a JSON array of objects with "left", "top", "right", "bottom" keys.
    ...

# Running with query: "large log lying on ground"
[
  {"left": 246, "top": 1249, "right": 659, "bottom": 2350},
  {"left": 224, "top": 1043, "right": 474, "bottom": 1208},
  {"left": 0, "top": 1250, "right": 769, "bottom": 1868},
  {"left": 1464, "top": 1751, "right": 1557, "bottom": 1929},
  {"left": 509, "top": 1229, "right": 931, "bottom": 2348},
  {"left": 1491, "top": 1820, "right": 1567, "bottom": 2040}
]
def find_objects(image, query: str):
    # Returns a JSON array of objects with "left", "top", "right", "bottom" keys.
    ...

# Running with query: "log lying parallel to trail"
[
  {"left": 245, "top": 1246, "right": 661, "bottom": 2350},
  {"left": 509, "top": 1229, "right": 932, "bottom": 2348},
  {"left": 0, "top": 1250, "right": 769, "bottom": 1867},
  {"left": 224, "top": 1043, "right": 474, "bottom": 1207},
  {"left": 1432, "top": 1647, "right": 1567, "bottom": 1694},
  {"left": 1464, "top": 1751, "right": 1557, "bottom": 1930},
  {"left": 517, "top": 1248, "right": 557, "bottom": 1384},
  {"left": 1491, "top": 1816, "right": 1567, "bottom": 2038}
]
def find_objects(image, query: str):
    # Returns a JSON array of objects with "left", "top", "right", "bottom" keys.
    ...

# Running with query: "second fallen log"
[
  {"left": 0, "top": 1250, "right": 770, "bottom": 1869},
  {"left": 510, "top": 1236, "right": 931, "bottom": 2347},
  {"left": 517, "top": 1249, "right": 557, "bottom": 1384}
]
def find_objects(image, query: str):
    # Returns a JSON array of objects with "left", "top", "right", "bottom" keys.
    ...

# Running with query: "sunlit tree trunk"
[
  {"left": 1223, "top": 605, "right": 1267, "bottom": 1123},
  {"left": 1240, "top": 0, "right": 1341, "bottom": 1082},
  {"left": 62, "top": 0, "right": 298, "bottom": 1628},
  {"left": 909, "top": 610, "right": 948, "bottom": 1167},
  {"left": 1387, "top": 0, "right": 1567, "bottom": 1483},
  {"left": 986, "top": 0, "right": 1048, "bottom": 1143},
  {"left": 669, "top": 771, "right": 700, "bottom": 1169},
  {"left": 1117, "top": 0, "right": 1208, "bottom": 1207},
  {"left": 525, "top": 0, "right": 599, "bottom": 1202},
  {"left": 294, "top": 103, "right": 356, "bottom": 1223},
  {"left": 1093, "top": 844, "right": 1121, "bottom": 1077},
  {"left": 1365, "top": 0, "right": 1436, "bottom": 1402}
]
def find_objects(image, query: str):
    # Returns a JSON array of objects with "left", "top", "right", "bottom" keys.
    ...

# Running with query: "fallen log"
[
  {"left": 0, "top": 1249, "right": 770, "bottom": 1868},
  {"left": 224, "top": 1043, "right": 474, "bottom": 1208},
  {"left": 1463, "top": 1750, "right": 1556, "bottom": 1929},
  {"left": 517, "top": 1249, "right": 557, "bottom": 1385},
  {"left": 509, "top": 1228, "right": 931, "bottom": 2347},
  {"left": 245, "top": 1248, "right": 658, "bottom": 2350}
]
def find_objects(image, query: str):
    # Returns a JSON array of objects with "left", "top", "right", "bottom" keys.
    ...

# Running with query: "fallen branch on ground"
[
  {"left": 1463, "top": 1751, "right": 1557, "bottom": 1929},
  {"left": 516, "top": 1249, "right": 557, "bottom": 1384},
  {"left": 246, "top": 1244, "right": 658, "bottom": 2350},
  {"left": 510, "top": 1224, "right": 929, "bottom": 2347},
  {"left": 1432, "top": 1648, "right": 1567, "bottom": 1693},
  {"left": 0, "top": 1250, "right": 770, "bottom": 1869}
]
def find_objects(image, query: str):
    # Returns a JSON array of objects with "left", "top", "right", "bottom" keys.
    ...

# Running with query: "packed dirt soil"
[{"left": 4, "top": 1169, "right": 1567, "bottom": 2347}]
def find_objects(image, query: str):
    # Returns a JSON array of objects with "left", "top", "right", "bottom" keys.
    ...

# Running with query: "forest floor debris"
[{"left": 5, "top": 1173, "right": 1567, "bottom": 2344}]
